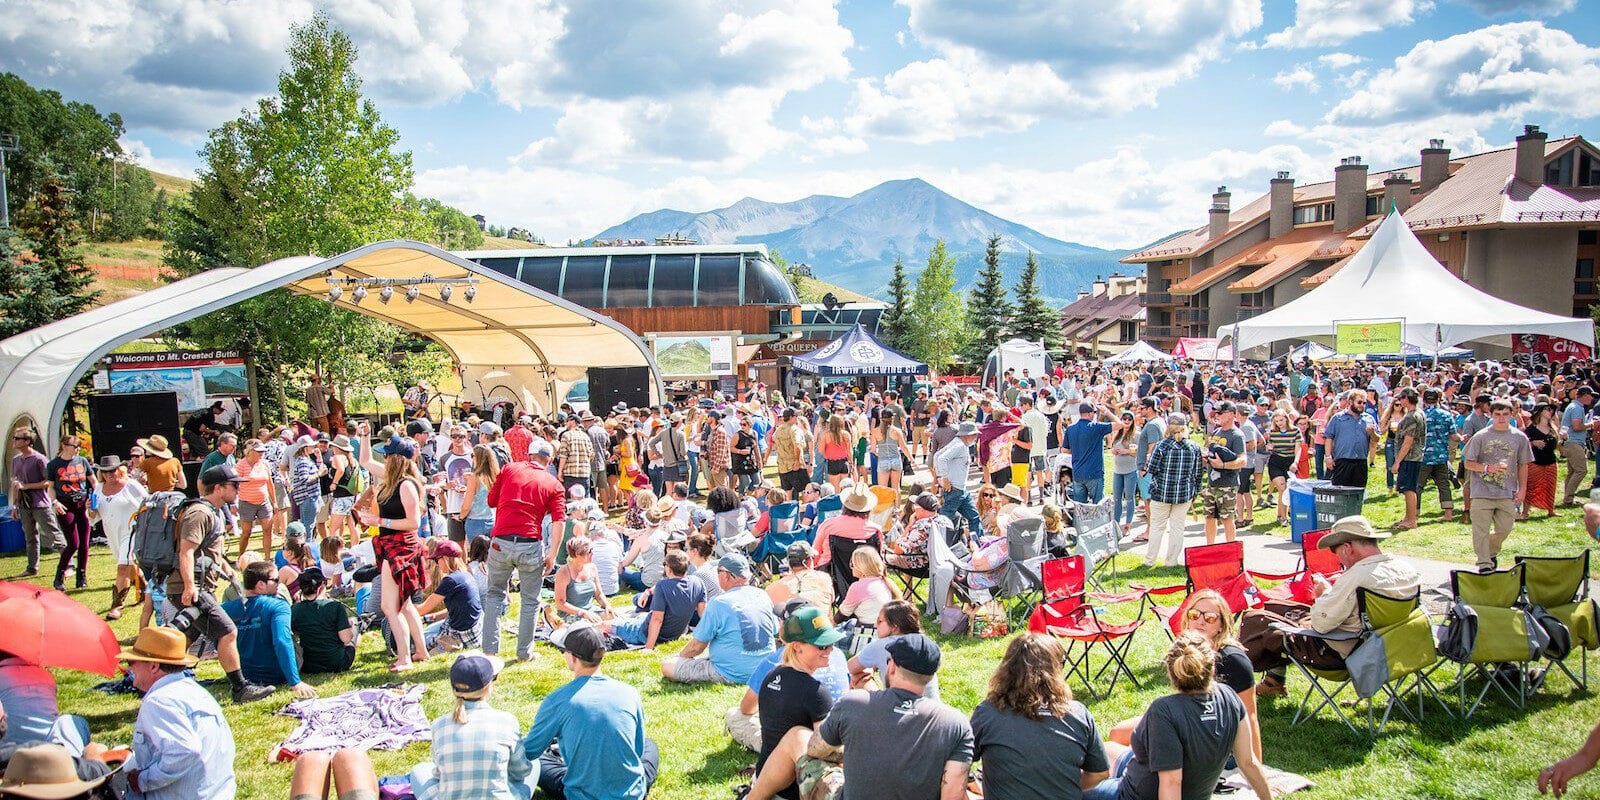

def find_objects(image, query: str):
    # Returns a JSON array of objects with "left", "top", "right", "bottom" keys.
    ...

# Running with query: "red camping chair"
[
  {"left": 1028, "top": 556, "right": 1144, "bottom": 698},
  {"left": 1259, "top": 529, "right": 1345, "bottom": 605},
  {"left": 1128, "top": 541, "right": 1266, "bottom": 636}
]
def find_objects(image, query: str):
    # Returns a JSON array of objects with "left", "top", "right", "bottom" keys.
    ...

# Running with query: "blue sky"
[{"left": 3, "top": 0, "right": 1596, "bottom": 249}]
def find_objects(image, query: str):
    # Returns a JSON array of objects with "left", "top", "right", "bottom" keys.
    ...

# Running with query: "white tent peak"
[
  {"left": 1218, "top": 209, "right": 1593, "bottom": 353},
  {"left": 1104, "top": 340, "right": 1172, "bottom": 363}
]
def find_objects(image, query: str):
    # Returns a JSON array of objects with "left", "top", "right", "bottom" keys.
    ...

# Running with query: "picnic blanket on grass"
[
  {"left": 273, "top": 685, "right": 431, "bottom": 760},
  {"left": 1215, "top": 764, "right": 1313, "bottom": 797}
]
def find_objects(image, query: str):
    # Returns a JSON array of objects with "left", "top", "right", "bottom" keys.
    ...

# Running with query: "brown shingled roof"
[{"left": 1225, "top": 226, "right": 1353, "bottom": 293}]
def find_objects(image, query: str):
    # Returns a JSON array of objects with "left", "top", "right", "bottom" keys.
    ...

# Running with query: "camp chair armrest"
[
  {"left": 1268, "top": 622, "right": 1363, "bottom": 641},
  {"left": 1251, "top": 569, "right": 1301, "bottom": 582},
  {"left": 1128, "top": 582, "right": 1185, "bottom": 597}
]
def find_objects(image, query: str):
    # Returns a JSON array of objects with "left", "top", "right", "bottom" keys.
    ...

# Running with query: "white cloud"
[
  {"left": 1263, "top": 0, "right": 1431, "bottom": 49},
  {"left": 843, "top": 0, "right": 1264, "bottom": 141},
  {"left": 1328, "top": 21, "right": 1600, "bottom": 127},
  {"left": 1272, "top": 66, "right": 1319, "bottom": 92},
  {"left": 517, "top": 87, "right": 796, "bottom": 168},
  {"left": 119, "top": 138, "right": 200, "bottom": 180},
  {"left": 1456, "top": 0, "right": 1574, "bottom": 16},
  {"left": 1318, "top": 52, "right": 1365, "bottom": 69}
]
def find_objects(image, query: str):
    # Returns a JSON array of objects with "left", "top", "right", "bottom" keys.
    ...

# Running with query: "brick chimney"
[
  {"left": 1334, "top": 156, "right": 1369, "bottom": 231},
  {"left": 1269, "top": 171, "right": 1295, "bottom": 239},
  {"left": 1381, "top": 172, "right": 1414, "bottom": 215},
  {"left": 1209, "top": 186, "right": 1231, "bottom": 240},
  {"left": 1515, "top": 124, "right": 1548, "bottom": 187},
  {"left": 1420, "top": 139, "right": 1450, "bottom": 193}
]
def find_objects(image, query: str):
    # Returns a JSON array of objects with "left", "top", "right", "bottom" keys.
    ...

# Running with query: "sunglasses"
[
  {"left": 1186, "top": 609, "right": 1224, "bottom": 624},
  {"left": 12, "top": 435, "right": 29, "bottom": 441}
]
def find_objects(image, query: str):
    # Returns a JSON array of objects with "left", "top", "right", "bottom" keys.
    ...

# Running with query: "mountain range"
[{"left": 591, "top": 178, "right": 1136, "bottom": 304}]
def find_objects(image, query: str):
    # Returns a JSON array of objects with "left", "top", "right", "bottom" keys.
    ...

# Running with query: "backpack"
[
  {"left": 341, "top": 461, "right": 370, "bottom": 496},
  {"left": 131, "top": 492, "right": 202, "bottom": 578}
]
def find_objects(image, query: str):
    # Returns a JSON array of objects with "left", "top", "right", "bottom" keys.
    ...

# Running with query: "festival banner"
[
  {"left": 1512, "top": 334, "right": 1591, "bottom": 362},
  {"left": 1334, "top": 319, "right": 1403, "bottom": 354}
]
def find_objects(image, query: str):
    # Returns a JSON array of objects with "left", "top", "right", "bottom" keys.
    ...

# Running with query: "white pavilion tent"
[
  {"left": 1103, "top": 340, "right": 1173, "bottom": 363},
  {"left": 1217, "top": 210, "right": 1594, "bottom": 354}
]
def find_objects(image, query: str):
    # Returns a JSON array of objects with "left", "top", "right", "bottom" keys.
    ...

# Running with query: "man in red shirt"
[
  {"left": 485, "top": 438, "right": 565, "bottom": 661},
  {"left": 504, "top": 415, "right": 534, "bottom": 463}
]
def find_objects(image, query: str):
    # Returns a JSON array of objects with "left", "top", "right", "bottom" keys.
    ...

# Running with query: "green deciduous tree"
[
  {"left": 163, "top": 12, "right": 432, "bottom": 423},
  {"left": 1012, "top": 250, "right": 1062, "bottom": 349},
  {"left": 0, "top": 73, "right": 127, "bottom": 228},
  {"left": 416, "top": 196, "right": 484, "bottom": 250},
  {"left": 963, "top": 233, "right": 1013, "bottom": 365},
  {"left": 879, "top": 256, "right": 911, "bottom": 351},
  {"left": 906, "top": 240, "right": 967, "bottom": 372}
]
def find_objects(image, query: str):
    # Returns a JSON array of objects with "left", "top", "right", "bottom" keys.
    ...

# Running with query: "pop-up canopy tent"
[
  {"left": 791, "top": 324, "right": 927, "bottom": 376},
  {"left": 1218, "top": 210, "right": 1594, "bottom": 354},
  {"left": 0, "top": 240, "right": 662, "bottom": 460},
  {"left": 1104, "top": 340, "right": 1173, "bottom": 363}
]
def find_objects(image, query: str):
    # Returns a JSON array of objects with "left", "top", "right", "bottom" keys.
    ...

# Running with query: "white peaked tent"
[
  {"left": 1217, "top": 210, "right": 1594, "bottom": 353},
  {"left": 1104, "top": 340, "right": 1173, "bottom": 362}
]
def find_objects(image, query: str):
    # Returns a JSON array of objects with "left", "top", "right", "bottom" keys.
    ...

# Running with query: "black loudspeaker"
[
  {"left": 587, "top": 367, "right": 651, "bottom": 412},
  {"left": 88, "top": 391, "right": 182, "bottom": 464}
]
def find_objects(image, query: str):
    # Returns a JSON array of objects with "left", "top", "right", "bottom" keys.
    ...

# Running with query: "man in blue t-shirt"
[
  {"left": 611, "top": 551, "right": 704, "bottom": 649},
  {"left": 525, "top": 624, "right": 660, "bottom": 800},
  {"left": 1062, "top": 401, "right": 1116, "bottom": 502},
  {"left": 222, "top": 562, "right": 316, "bottom": 699},
  {"left": 1561, "top": 387, "right": 1594, "bottom": 504},
  {"left": 661, "top": 554, "right": 777, "bottom": 685}
]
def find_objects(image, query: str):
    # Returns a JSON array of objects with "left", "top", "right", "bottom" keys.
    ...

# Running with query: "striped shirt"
[{"left": 1267, "top": 428, "right": 1299, "bottom": 457}]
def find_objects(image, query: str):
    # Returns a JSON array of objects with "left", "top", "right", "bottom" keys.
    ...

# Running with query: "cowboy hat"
[
  {"left": 116, "top": 625, "right": 199, "bottom": 667},
  {"left": 997, "top": 483, "right": 1025, "bottom": 504},
  {"left": 840, "top": 484, "right": 875, "bottom": 513},
  {"left": 330, "top": 435, "right": 354, "bottom": 453},
  {"left": 93, "top": 455, "right": 123, "bottom": 471},
  {"left": 1317, "top": 515, "right": 1390, "bottom": 550},
  {"left": 0, "top": 743, "right": 113, "bottom": 799},
  {"left": 135, "top": 434, "right": 173, "bottom": 460},
  {"left": 955, "top": 421, "right": 980, "bottom": 437}
]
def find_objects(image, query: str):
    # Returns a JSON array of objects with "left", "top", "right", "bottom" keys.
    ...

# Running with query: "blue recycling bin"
[
  {"left": 1287, "top": 478, "right": 1330, "bottom": 543},
  {"left": 0, "top": 518, "right": 23, "bottom": 554}
]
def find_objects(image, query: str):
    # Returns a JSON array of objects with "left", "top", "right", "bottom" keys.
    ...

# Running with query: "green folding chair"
[
  {"left": 1517, "top": 551, "right": 1598, "bottom": 691},
  {"left": 1442, "top": 565, "right": 1539, "bottom": 717},
  {"left": 1273, "top": 588, "right": 1447, "bottom": 737}
]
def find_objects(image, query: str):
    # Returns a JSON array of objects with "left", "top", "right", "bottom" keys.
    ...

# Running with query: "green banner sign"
[{"left": 1334, "top": 320, "right": 1403, "bottom": 354}]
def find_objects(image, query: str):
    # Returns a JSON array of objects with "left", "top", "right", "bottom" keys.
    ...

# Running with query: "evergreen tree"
[
  {"left": 962, "top": 233, "right": 1013, "bottom": 364},
  {"left": 906, "top": 240, "right": 967, "bottom": 372},
  {"left": 1012, "top": 250, "right": 1062, "bottom": 349},
  {"left": 879, "top": 256, "right": 911, "bottom": 351},
  {"left": 0, "top": 180, "right": 99, "bottom": 336}
]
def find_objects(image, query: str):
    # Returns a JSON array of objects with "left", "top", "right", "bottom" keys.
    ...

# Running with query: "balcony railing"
[
  {"left": 1144, "top": 292, "right": 1174, "bottom": 306},
  {"left": 1235, "top": 307, "right": 1268, "bottom": 320},
  {"left": 1146, "top": 325, "right": 1182, "bottom": 339},
  {"left": 1175, "top": 307, "right": 1209, "bottom": 325}
]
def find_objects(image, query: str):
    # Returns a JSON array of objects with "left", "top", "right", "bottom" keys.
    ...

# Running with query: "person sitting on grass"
[
  {"left": 738, "top": 605, "right": 846, "bottom": 800},
  {"left": 1108, "top": 589, "right": 1261, "bottom": 764},
  {"left": 972, "top": 632, "right": 1110, "bottom": 800},
  {"left": 766, "top": 541, "right": 834, "bottom": 611},
  {"left": 846, "top": 600, "right": 939, "bottom": 699},
  {"left": 662, "top": 554, "right": 778, "bottom": 685},
  {"left": 727, "top": 599, "right": 853, "bottom": 753},
  {"left": 416, "top": 540, "right": 482, "bottom": 654},
  {"left": 290, "top": 568, "right": 357, "bottom": 675},
  {"left": 544, "top": 535, "right": 616, "bottom": 629},
  {"left": 221, "top": 560, "right": 317, "bottom": 698},
  {"left": 608, "top": 551, "right": 703, "bottom": 651},
  {"left": 286, "top": 749, "right": 380, "bottom": 800},
  {"left": 686, "top": 533, "right": 724, "bottom": 603},
  {"left": 743, "top": 634, "right": 972, "bottom": 800},
  {"left": 0, "top": 743, "right": 115, "bottom": 800},
  {"left": 408, "top": 653, "right": 536, "bottom": 800},
  {"left": 522, "top": 624, "right": 660, "bottom": 800},
  {"left": 1082, "top": 632, "right": 1272, "bottom": 800},
  {"left": 619, "top": 498, "right": 684, "bottom": 595}
]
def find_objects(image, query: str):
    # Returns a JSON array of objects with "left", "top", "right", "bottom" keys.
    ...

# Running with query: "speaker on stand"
[
  {"left": 586, "top": 367, "right": 651, "bottom": 412},
  {"left": 88, "top": 391, "right": 182, "bottom": 465}
]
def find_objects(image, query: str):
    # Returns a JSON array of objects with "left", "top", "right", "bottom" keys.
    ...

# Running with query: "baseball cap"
[
  {"left": 449, "top": 653, "right": 505, "bottom": 696},
  {"left": 405, "top": 419, "right": 435, "bottom": 436},
  {"left": 717, "top": 553, "right": 752, "bottom": 579},
  {"left": 550, "top": 622, "right": 607, "bottom": 663},
  {"left": 296, "top": 567, "right": 327, "bottom": 596},
  {"left": 199, "top": 463, "right": 246, "bottom": 487},
  {"left": 1078, "top": 401, "right": 1095, "bottom": 414},
  {"left": 431, "top": 540, "right": 463, "bottom": 559},
  {"left": 782, "top": 605, "right": 846, "bottom": 647},
  {"left": 786, "top": 541, "right": 816, "bottom": 564},
  {"left": 885, "top": 633, "right": 943, "bottom": 675},
  {"left": 528, "top": 438, "right": 554, "bottom": 457},
  {"left": 479, "top": 421, "right": 502, "bottom": 435}
]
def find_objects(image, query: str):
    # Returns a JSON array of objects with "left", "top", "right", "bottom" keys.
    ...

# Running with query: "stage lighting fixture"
[
  {"left": 439, "top": 284, "right": 452, "bottom": 301},
  {"left": 327, "top": 285, "right": 342, "bottom": 302},
  {"left": 464, "top": 285, "right": 477, "bottom": 303},
  {"left": 379, "top": 286, "right": 394, "bottom": 304},
  {"left": 405, "top": 285, "right": 420, "bottom": 303},
  {"left": 351, "top": 286, "right": 367, "bottom": 303}
]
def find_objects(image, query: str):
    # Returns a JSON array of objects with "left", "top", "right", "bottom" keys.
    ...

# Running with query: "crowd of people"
[{"left": 6, "top": 353, "right": 1600, "bottom": 800}]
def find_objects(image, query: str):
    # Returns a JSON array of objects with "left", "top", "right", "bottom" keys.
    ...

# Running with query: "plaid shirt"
[
  {"left": 558, "top": 428, "right": 594, "bottom": 479},
  {"left": 1146, "top": 436, "right": 1203, "bottom": 504},
  {"left": 422, "top": 702, "right": 533, "bottom": 800},
  {"left": 706, "top": 425, "right": 732, "bottom": 471}
]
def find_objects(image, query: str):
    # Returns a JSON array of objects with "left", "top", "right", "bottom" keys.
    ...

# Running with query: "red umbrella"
[{"left": 0, "top": 581, "right": 122, "bottom": 676}]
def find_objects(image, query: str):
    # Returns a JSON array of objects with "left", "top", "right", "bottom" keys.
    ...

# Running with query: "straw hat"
[
  {"left": 116, "top": 625, "right": 199, "bottom": 667},
  {"left": 647, "top": 497, "right": 679, "bottom": 524},
  {"left": 0, "top": 743, "right": 113, "bottom": 799},
  {"left": 841, "top": 484, "right": 875, "bottom": 513},
  {"left": 135, "top": 434, "right": 173, "bottom": 460},
  {"left": 998, "top": 483, "right": 1025, "bottom": 504}
]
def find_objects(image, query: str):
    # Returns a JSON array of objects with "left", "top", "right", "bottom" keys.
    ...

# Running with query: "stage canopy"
[
  {"left": 1218, "top": 210, "right": 1594, "bottom": 353},
  {"left": 0, "top": 240, "right": 662, "bottom": 457},
  {"left": 1104, "top": 340, "right": 1173, "bottom": 363},
  {"left": 791, "top": 324, "right": 927, "bottom": 376}
]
